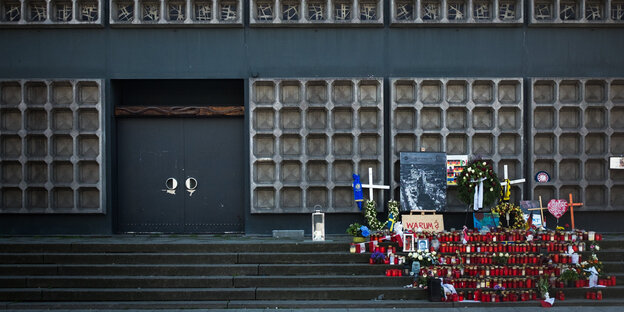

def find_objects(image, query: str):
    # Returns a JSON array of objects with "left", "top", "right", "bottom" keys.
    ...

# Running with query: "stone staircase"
[{"left": 0, "top": 235, "right": 623, "bottom": 309}]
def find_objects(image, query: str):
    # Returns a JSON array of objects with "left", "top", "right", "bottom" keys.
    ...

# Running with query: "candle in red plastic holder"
[
  {"left": 369, "top": 258, "right": 374, "bottom": 264},
  {"left": 384, "top": 258, "right": 390, "bottom": 264},
  {"left": 596, "top": 234, "right": 603, "bottom": 241},
  {"left": 590, "top": 292, "right": 596, "bottom": 300},
  {"left": 558, "top": 291, "right": 565, "bottom": 300},
  {"left": 553, "top": 254, "right": 559, "bottom": 263},
  {"left": 597, "top": 290, "right": 603, "bottom": 300},
  {"left": 526, "top": 278, "right": 533, "bottom": 288},
  {"left": 611, "top": 275, "right": 617, "bottom": 286}
]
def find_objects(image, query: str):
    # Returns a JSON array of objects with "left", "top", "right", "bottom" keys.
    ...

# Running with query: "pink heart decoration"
[{"left": 548, "top": 199, "right": 568, "bottom": 220}]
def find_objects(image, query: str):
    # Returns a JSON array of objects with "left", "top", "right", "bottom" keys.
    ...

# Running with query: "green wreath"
[
  {"left": 456, "top": 160, "right": 502, "bottom": 208},
  {"left": 363, "top": 199, "right": 400, "bottom": 231}
]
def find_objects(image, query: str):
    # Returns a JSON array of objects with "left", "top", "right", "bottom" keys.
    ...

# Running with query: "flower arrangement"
[
  {"left": 363, "top": 199, "right": 401, "bottom": 231},
  {"left": 370, "top": 250, "right": 386, "bottom": 264},
  {"left": 581, "top": 243, "right": 603, "bottom": 276},
  {"left": 456, "top": 160, "right": 502, "bottom": 208},
  {"left": 492, "top": 202, "right": 526, "bottom": 229},
  {"left": 408, "top": 249, "right": 439, "bottom": 267},
  {"left": 559, "top": 268, "right": 580, "bottom": 284},
  {"left": 536, "top": 276, "right": 550, "bottom": 299},
  {"left": 492, "top": 252, "right": 510, "bottom": 265}
]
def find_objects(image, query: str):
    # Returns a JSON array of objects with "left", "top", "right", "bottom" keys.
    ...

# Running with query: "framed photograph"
[
  {"left": 403, "top": 233, "right": 415, "bottom": 252},
  {"left": 417, "top": 239, "right": 429, "bottom": 252},
  {"left": 610, "top": 157, "right": 624, "bottom": 169}
]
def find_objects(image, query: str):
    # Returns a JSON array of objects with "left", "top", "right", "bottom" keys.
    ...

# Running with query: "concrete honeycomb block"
[
  {"left": 610, "top": 107, "right": 624, "bottom": 129},
  {"left": 473, "top": 107, "right": 494, "bottom": 130},
  {"left": 52, "top": 135, "right": 73, "bottom": 157},
  {"left": 359, "top": 134, "right": 380, "bottom": 156},
  {"left": 305, "top": 81, "right": 328, "bottom": 104},
  {"left": 1, "top": 188, "right": 22, "bottom": 209},
  {"left": 332, "top": 160, "right": 353, "bottom": 182},
  {"left": 280, "top": 81, "right": 302, "bottom": 104},
  {"left": 391, "top": 78, "right": 524, "bottom": 211},
  {"left": 584, "top": 107, "right": 606, "bottom": 129},
  {"left": 534, "top": 133, "right": 554, "bottom": 155},
  {"left": 1, "top": 161, "right": 22, "bottom": 184},
  {"left": 332, "top": 107, "right": 353, "bottom": 129},
  {"left": 52, "top": 187, "right": 74, "bottom": 209},
  {"left": 332, "top": 186, "right": 353, "bottom": 209},
  {"left": 498, "top": 107, "right": 520, "bottom": 130},
  {"left": 306, "top": 160, "right": 328, "bottom": 182},
  {"left": 79, "top": 109, "right": 99, "bottom": 131},
  {"left": 559, "top": 107, "right": 580, "bottom": 129},
  {"left": 0, "top": 82, "right": 21, "bottom": 105},
  {"left": 534, "top": 186, "right": 555, "bottom": 201},
  {"left": 280, "top": 187, "right": 302, "bottom": 210},
  {"left": 78, "top": 187, "right": 99, "bottom": 209},
  {"left": 307, "top": 187, "right": 328, "bottom": 208},
  {"left": 498, "top": 80, "right": 521, "bottom": 104},
  {"left": 421, "top": 107, "right": 442, "bottom": 130},
  {"left": 52, "top": 109, "right": 73, "bottom": 131},
  {"left": 394, "top": 80, "right": 415, "bottom": 104},
  {"left": 254, "top": 81, "right": 276, "bottom": 104},
  {"left": 254, "top": 187, "right": 276, "bottom": 210},
  {"left": 78, "top": 135, "right": 99, "bottom": 158},
  {"left": 585, "top": 159, "right": 606, "bottom": 181},
  {"left": 498, "top": 134, "right": 520, "bottom": 156},
  {"left": 52, "top": 161, "right": 73, "bottom": 183},
  {"left": 394, "top": 134, "right": 416, "bottom": 155},
  {"left": 395, "top": 108, "right": 416, "bottom": 130},
  {"left": 610, "top": 133, "right": 624, "bottom": 154},
  {"left": 446, "top": 108, "right": 467, "bottom": 130},
  {"left": 1, "top": 0, "right": 103, "bottom": 25},
  {"left": 421, "top": 80, "right": 442, "bottom": 104},
  {"left": 447, "top": 80, "right": 467, "bottom": 104},
  {"left": 611, "top": 186, "right": 624, "bottom": 208},
  {"left": 1, "top": 135, "right": 21, "bottom": 157},
  {"left": 559, "top": 159, "right": 580, "bottom": 181},
  {"left": 473, "top": 80, "right": 494, "bottom": 104},
  {"left": 306, "top": 134, "right": 328, "bottom": 157},
  {"left": 534, "top": 160, "right": 555, "bottom": 176},
  {"left": 392, "top": 0, "right": 523, "bottom": 24},
  {"left": 421, "top": 134, "right": 442, "bottom": 152},
  {"left": 332, "top": 80, "right": 354, "bottom": 104},
  {"left": 529, "top": 0, "right": 624, "bottom": 25},
  {"left": 447, "top": 134, "right": 467, "bottom": 154},
  {"left": 586, "top": 186, "right": 606, "bottom": 207},
  {"left": 559, "top": 80, "right": 580, "bottom": 103},
  {"left": 559, "top": 133, "right": 580, "bottom": 155},
  {"left": 358, "top": 160, "right": 380, "bottom": 182},
  {"left": 26, "top": 135, "right": 47, "bottom": 157},
  {"left": 254, "top": 161, "right": 276, "bottom": 183},
  {"left": 585, "top": 133, "right": 606, "bottom": 155},
  {"left": 585, "top": 80, "right": 606, "bottom": 103},
  {"left": 251, "top": 78, "right": 383, "bottom": 213},
  {"left": 78, "top": 161, "right": 99, "bottom": 183},
  {"left": 251, "top": 0, "right": 383, "bottom": 25},
  {"left": 332, "top": 134, "right": 354, "bottom": 156},
  {"left": 611, "top": 80, "right": 624, "bottom": 103},
  {"left": 26, "top": 161, "right": 47, "bottom": 183},
  {"left": 26, "top": 187, "right": 48, "bottom": 209},
  {"left": 25, "top": 82, "right": 47, "bottom": 105},
  {"left": 534, "top": 80, "right": 555, "bottom": 103},
  {"left": 0, "top": 108, "right": 21, "bottom": 131},
  {"left": 560, "top": 185, "right": 581, "bottom": 201},
  {"left": 306, "top": 108, "right": 327, "bottom": 130},
  {"left": 358, "top": 107, "right": 379, "bottom": 130},
  {"left": 472, "top": 133, "right": 493, "bottom": 156},
  {"left": 280, "top": 160, "right": 302, "bottom": 183},
  {"left": 280, "top": 108, "right": 302, "bottom": 130},
  {"left": 109, "top": 0, "right": 241, "bottom": 25},
  {"left": 253, "top": 134, "right": 275, "bottom": 157},
  {"left": 26, "top": 109, "right": 47, "bottom": 131},
  {"left": 52, "top": 81, "right": 73, "bottom": 105}
]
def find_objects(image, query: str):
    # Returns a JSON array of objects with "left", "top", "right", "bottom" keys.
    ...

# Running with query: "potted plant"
[
  {"left": 559, "top": 268, "right": 580, "bottom": 287},
  {"left": 346, "top": 223, "right": 369, "bottom": 243}
]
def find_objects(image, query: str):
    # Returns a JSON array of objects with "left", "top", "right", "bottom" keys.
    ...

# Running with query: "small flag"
[{"left": 352, "top": 174, "right": 364, "bottom": 210}]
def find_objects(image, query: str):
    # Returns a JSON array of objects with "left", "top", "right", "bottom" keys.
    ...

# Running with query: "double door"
[{"left": 117, "top": 118, "right": 244, "bottom": 233}]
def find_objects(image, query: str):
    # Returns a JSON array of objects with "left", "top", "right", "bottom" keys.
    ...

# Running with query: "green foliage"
[
  {"left": 346, "top": 222, "right": 363, "bottom": 237},
  {"left": 559, "top": 268, "right": 580, "bottom": 283},
  {"left": 456, "top": 160, "right": 502, "bottom": 208}
]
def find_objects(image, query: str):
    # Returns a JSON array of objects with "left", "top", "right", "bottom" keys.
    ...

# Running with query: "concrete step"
[
  {"left": 0, "top": 252, "right": 370, "bottom": 265},
  {"left": 0, "top": 241, "right": 349, "bottom": 253},
  {"left": 0, "top": 286, "right": 425, "bottom": 302},
  {"left": 0, "top": 275, "right": 411, "bottom": 288},
  {"left": 4, "top": 298, "right": 624, "bottom": 310},
  {"left": 0, "top": 263, "right": 399, "bottom": 276}
]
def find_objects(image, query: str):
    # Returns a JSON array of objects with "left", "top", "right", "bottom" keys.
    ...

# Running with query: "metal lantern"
[{"left": 312, "top": 208, "right": 325, "bottom": 241}]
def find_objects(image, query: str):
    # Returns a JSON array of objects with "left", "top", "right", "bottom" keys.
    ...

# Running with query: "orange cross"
[{"left": 568, "top": 193, "right": 583, "bottom": 230}]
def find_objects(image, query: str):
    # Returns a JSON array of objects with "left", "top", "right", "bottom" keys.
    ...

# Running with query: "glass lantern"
[{"left": 312, "top": 209, "right": 325, "bottom": 241}]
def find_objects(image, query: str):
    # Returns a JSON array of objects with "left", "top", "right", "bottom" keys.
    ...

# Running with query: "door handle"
[
  {"left": 163, "top": 178, "right": 178, "bottom": 195},
  {"left": 186, "top": 177, "right": 197, "bottom": 196}
]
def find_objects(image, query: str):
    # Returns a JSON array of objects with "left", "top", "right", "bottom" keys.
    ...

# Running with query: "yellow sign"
[{"left": 402, "top": 213, "right": 444, "bottom": 233}]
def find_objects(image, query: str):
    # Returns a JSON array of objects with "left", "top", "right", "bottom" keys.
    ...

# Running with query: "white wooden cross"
[
  {"left": 361, "top": 167, "right": 390, "bottom": 201},
  {"left": 500, "top": 165, "right": 526, "bottom": 202}
]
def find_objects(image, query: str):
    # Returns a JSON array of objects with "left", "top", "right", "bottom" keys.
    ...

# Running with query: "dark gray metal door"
[{"left": 117, "top": 118, "right": 244, "bottom": 233}]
